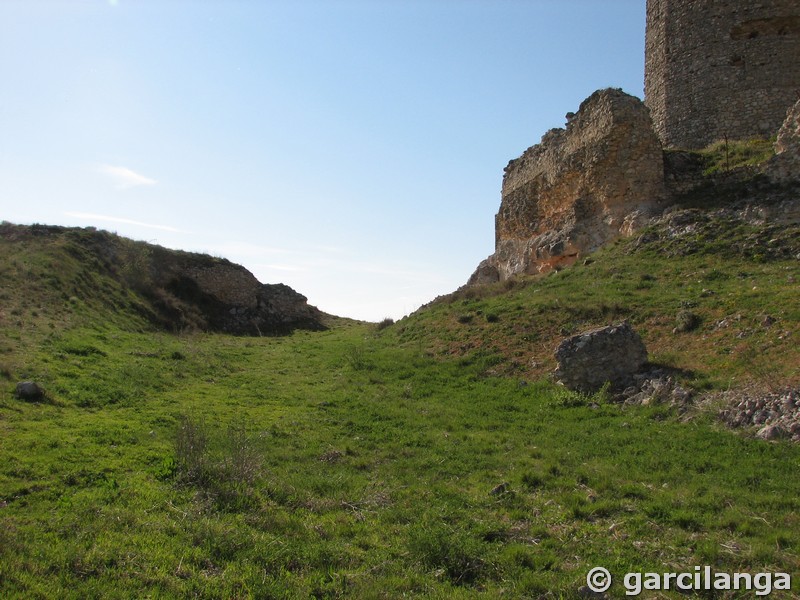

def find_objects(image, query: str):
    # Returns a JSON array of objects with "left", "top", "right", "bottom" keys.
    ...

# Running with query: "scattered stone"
[
  {"left": 14, "top": 381, "right": 46, "bottom": 402},
  {"left": 578, "top": 585, "right": 607, "bottom": 598},
  {"left": 553, "top": 322, "right": 648, "bottom": 393},
  {"left": 621, "top": 375, "right": 693, "bottom": 408},
  {"left": 489, "top": 482, "right": 510, "bottom": 496},
  {"left": 756, "top": 424, "right": 788, "bottom": 441},
  {"left": 319, "top": 449, "right": 344, "bottom": 463},
  {"left": 719, "top": 388, "right": 800, "bottom": 443}
]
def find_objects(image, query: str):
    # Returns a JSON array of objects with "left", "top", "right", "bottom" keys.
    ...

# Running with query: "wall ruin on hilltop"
[
  {"left": 467, "top": 3, "right": 800, "bottom": 287},
  {"left": 469, "top": 89, "right": 666, "bottom": 284},
  {"left": 467, "top": 93, "right": 800, "bottom": 287},
  {"left": 645, "top": 0, "right": 800, "bottom": 149}
]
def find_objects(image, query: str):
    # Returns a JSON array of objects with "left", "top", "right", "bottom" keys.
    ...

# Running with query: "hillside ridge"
[{"left": 0, "top": 222, "right": 329, "bottom": 336}]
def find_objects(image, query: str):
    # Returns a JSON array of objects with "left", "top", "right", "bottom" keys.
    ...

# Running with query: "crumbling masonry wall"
[
  {"left": 468, "top": 89, "right": 666, "bottom": 283},
  {"left": 645, "top": 0, "right": 800, "bottom": 149}
]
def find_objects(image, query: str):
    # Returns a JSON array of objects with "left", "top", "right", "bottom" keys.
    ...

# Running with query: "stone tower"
[{"left": 645, "top": 0, "right": 800, "bottom": 149}]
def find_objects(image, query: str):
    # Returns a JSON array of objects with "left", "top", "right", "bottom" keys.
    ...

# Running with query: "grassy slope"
[
  {"left": 1, "top": 220, "right": 799, "bottom": 598},
  {"left": 402, "top": 213, "right": 799, "bottom": 391}
]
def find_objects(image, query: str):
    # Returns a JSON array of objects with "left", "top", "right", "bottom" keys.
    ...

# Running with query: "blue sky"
[{"left": 1, "top": 0, "right": 646, "bottom": 321}]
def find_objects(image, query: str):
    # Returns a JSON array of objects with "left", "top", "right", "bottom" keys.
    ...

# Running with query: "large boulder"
[
  {"left": 553, "top": 322, "right": 648, "bottom": 393},
  {"left": 470, "top": 88, "right": 666, "bottom": 283},
  {"left": 14, "top": 381, "right": 46, "bottom": 402}
]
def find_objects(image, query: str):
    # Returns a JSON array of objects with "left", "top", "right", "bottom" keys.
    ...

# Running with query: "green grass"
[
  {"left": 696, "top": 137, "right": 775, "bottom": 175},
  {"left": 2, "top": 324, "right": 798, "bottom": 598},
  {"left": 1, "top": 220, "right": 799, "bottom": 597},
  {"left": 398, "top": 216, "right": 799, "bottom": 390}
]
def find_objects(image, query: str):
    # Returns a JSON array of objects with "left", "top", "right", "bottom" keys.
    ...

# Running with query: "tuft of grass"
[
  {"left": 407, "top": 518, "right": 489, "bottom": 586},
  {"left": 674, "top": 309, "right": 702, "bottom": 333},
  {"left": 174, "top": 415, "right": 263, "bottom": 511},
  {"left": 344, "top": 343, "right": 371, "bottom": 370},
  {"left": 698, "top": 137, "right": 775, "bottom": 175},
  {"left": 375, "top": 317, "right": 394, "bottom": 331}
]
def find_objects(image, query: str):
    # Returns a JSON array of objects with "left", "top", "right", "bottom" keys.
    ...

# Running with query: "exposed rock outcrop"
[
  {"left": 148, "top": 245, "right": 326, "bottom": 335},
  {"left": 766, "top": 99, "right": 800, "bottom": 183},
  {"left": 553, "top": 322, "right": 648, "bottom": 393},
  {"left": 0, "top": 223, "right": 327, "bottom": 336},
  {"left": 469, "top": 89, "right": 666, "bottom": 284}
]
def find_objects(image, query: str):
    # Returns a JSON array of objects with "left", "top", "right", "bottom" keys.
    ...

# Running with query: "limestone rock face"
[
  {"left": 471, "top": 89, "right": 666, "bottom": 283},
  {"left": 553, "top": 322, "right": 648, "bottom": 393},
  {"left": 466, "top": 260, "right": 500, "bottom": 286},
  {"left": 767, "top": 99, "right": 800, "bottom": 182}
]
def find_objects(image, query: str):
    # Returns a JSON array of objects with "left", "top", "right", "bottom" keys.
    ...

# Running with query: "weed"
[
  {"left": 0, "top": 363, "right": 12, "bottom": 380},
  {"left": 550, "top": 382, "right": 610, "bottom": 407},
  {"left": 675, "top": 309, "right": 702, "bottom": 333},
  {"left": 521, "top": 472, "right": 546, "bottom": 490},
  {"left": 375, "top": 317, "right": 394, "bottom": 331},
  {"left": 175, "top": 415, "right": 209, "bottom": 486},
  {"left": 408, "top": 519, "right": 488, "bottom": 586},
  {"left": 219, "top": 420, "right": 262, "bottom": 490},
  {"left": 344, "top": 344, "right": 370, "bottom": 370}
]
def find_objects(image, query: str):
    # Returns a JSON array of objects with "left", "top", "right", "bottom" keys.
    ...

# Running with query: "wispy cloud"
[
  {"left": 255, "top": 264, "right": 307, "bottom": 272},
  {"left": 98, "top": 164, "right": 157, "bottom": 189},
  {"left": 211, "top": 242, "right": 293, "bottom": 257},
  {"left": 64, "top": 212, "right": 185, "bottom": 233}
]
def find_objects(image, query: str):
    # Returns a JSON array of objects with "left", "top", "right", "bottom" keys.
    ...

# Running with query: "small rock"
[
  {"left": 578, "top": 585, "right": 607, "bottom": 598},
  {"left": 756, "top": 424, "right": 788, "bottom": 441},
  {"left": 489, "top": 482, "right": 510, "bottom": 496},
  {"left": 14, "top": 381, "right": 46, "bottom": 402}
]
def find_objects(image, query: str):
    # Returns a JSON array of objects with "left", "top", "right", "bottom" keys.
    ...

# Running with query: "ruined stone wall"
[
  {"left": 186, "top": 263, "right": 260, "bottom": 310},
  {"left": 469, "top": 89, "right": 666, "bottom": 283},
  {"left": 645, "top": 0, "right": 800, "bottom": 149},
  {"left": 144, "top": 247, "right": 325, "bottom": 335},
  {"left": 767, "top": 98, "right": 800, "bottom": 182}
]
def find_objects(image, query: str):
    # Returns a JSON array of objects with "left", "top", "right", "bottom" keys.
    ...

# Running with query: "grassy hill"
[{"left": 1, "top": 209, "right": 798, "bottom": 598}]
